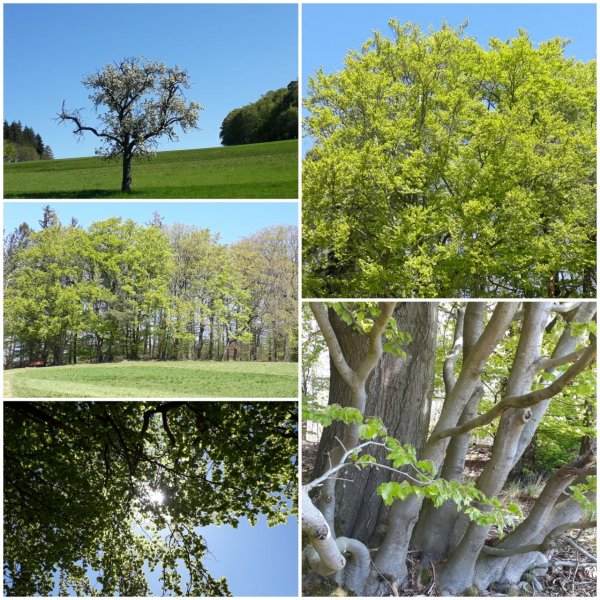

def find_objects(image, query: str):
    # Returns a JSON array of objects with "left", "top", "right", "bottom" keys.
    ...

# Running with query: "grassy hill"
[
  {"left": 3, "top": 140, "right": 298, "bottom": 199},
  {"left": 4, "top": 360, "right": 298, "bottom": 398}
]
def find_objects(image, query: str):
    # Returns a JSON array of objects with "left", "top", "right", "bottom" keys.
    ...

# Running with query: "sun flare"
[{"left": 148, "top": 489, "right": 165, "bottom": 505}]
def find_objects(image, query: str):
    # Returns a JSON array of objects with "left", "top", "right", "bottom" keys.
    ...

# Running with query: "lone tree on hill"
[{"left": 58, "top": 57, "right": 201, "bottom": 192}]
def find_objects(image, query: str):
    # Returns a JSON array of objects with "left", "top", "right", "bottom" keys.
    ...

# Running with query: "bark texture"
[{"left": 312, "top": 303, "right": 438, "bottom": 545}]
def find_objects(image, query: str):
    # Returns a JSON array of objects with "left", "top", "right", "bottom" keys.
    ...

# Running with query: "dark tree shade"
[
  {"left": 3, "top": 120, "right": 53, "bottom": 162},
  {"left": 220, "top": 81, "right": 298, "bottom": 146},
  {"left": 3, "top": 401, "right": 298, "bottom": 596}
]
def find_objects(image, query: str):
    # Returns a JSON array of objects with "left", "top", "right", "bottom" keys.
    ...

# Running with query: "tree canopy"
[
  {"left": 303, "top": 22, "right": 596, "bottom": 298},
  {"left": 4, "top": 401, "right": 297, "bottom": 596},
  {"left": 58, "top": 57, "right": 201, "bottom": 192},
  {"left": 4, "top": 208, "right": 298, "bottom": 367},
  {"left": 220, "top": 81, "right": 298, "bottom": 146}
]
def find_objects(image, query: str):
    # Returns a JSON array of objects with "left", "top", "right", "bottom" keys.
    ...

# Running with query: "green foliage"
[
  {"left": 220, "top": 81, "right": 298, "bottom": 145},
  {"left": 4, "top": 212, "right": 298, "bottom": 373},
  {"left": 569, "top": 476, "right": 596, "bottom": 517},
  {"left": 303, "top": 21, "right": 596, "bottom": 298},
  {"left": 326, "top": 302, "right": 411, "bottom": 358},
  {"left": 309, "top": 403, "right": 523, "bottom": 534},
  {"left": 3, "top": 140, "right": 298, "bottom": 199},
  {"left": 3, "top": 401, "right": 297, "bottom": 596}
]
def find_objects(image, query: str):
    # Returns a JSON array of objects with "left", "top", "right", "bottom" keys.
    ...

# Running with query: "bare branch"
[{"left": 537, "top": 347, "right": 589, "bottom": 372}]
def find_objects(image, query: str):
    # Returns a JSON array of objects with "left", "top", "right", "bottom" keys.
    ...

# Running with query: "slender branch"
[
  {"left": 305, "top": 440, "right": 378, "bottom": 491},
  {"left": 560, "top": 534, "right": 597, "bottom": 561},
  {"left": 310, "top": 302, "right": 357, "bottom": 389},
  {"left": 481, "top": 520, "right": 596, "bottom": 557},
  {"left": 356, "top": 302, "right": 397, "bottom": 381},
  {"left": 536, "top": 347, "right": 588, "bottom": 372},
  {"left": 431, "top": 344, "right": 596, "bottom": 441}
]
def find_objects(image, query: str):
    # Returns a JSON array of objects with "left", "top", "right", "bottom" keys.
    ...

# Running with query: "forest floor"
[
  {"left": 5, "top": 360, "right": 298, "bottom": 398},
  {"left": 3, "top": 140, "right": 298, "bottom": 199},
  {"left": 302, "top": 441, "right": 597, "bottom": 597}
]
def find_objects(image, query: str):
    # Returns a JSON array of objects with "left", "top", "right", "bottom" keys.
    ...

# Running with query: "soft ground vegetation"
[
  {"left": 4, "top": 361, "right": 298, "bottom": 398},
  {"left": 3, "top": 140, "right": 298, "bottom": 198},
  {"left": 4, "top": 401, "right": 297, "bottom": 595},
  {"left": 302, "top": 302, "right": 596, "bottom": 596}
]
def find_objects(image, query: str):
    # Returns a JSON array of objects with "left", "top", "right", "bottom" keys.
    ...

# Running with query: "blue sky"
[
  {"left": 303, "top": 3, "right": 596, "bottom": 89},
  {"left": 3, "top": 201, "right": 298, "bottom": 244},
  {"left": 198, "top": 515, "right": 298, "bottom": 596},
  {"left": 4, "top": 3, "right": 298, "bottom": 159},
  {"left": 51, "top": 516, "right": 298, "bottom": 596}
]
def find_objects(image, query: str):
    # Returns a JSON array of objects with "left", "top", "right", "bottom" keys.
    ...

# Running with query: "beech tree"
[
  {"left": 303, "top": 301, "right": 596, "bottom": 596},
  {"left": 3, "top": 211, "right": 298, "bottom": 366},
  {"left": 4, "top": 401, "right": 297, "bottom": 596},
  {"left": 303, "top": 22, "right": 596, "bottom": 298},
  {"left": 58, "top": 57, "right": 201, "bottom": 192}
]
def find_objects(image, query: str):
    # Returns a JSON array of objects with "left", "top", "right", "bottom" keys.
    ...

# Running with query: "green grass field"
[
  {"left": 3, "top": 140, "right": 298, "bottom": 199},
  {"left": 4, "top": 360, "right": 298, "bottom": 398}
]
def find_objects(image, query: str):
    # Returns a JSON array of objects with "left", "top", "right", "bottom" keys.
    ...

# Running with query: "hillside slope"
[{"left": 3, "top": 140, "right": 298, "bottom": 199}]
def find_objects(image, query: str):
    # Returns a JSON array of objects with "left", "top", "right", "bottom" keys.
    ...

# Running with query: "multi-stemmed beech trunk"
[{"left": 303, "top": 301, "right": 596, "bottom": 596}]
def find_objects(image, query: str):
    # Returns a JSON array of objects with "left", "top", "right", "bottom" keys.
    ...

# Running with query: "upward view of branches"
[{"left": 3, "top": 401, "right": 298, "bottom": 596}]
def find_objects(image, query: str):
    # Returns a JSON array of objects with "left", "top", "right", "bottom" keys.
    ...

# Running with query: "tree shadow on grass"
[{"left": 4, "top": 189, "right": 123, "bottom": 199}]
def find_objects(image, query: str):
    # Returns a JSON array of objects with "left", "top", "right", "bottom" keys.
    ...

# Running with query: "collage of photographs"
[{"left": 0, "top": 0, "right": 597, "bottom": 598}]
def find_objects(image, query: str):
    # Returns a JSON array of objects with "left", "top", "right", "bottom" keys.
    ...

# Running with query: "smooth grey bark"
[
  {"left": 512, "top": 302, "right": 598, "bottom": 465},
  {"left": 438, "top": 303, "right": 598, "bottom": 594},
  {"left": 473, "top": 452, "right": 596, "bottom": 589},
  {"left": 412, "top": 303, "right": 485, "bottom": 561},
  {"left": 304, "top": 301, "right": 596, "bottom": 596},
  {"left": 364, "top": 303, "right": 518, "bottom": 594},
  {"left": 309, "top": 302, "right": 395, "bottom": 532},
  {"left": 438, "top": 303, "right": 553, "bottom": 594}
]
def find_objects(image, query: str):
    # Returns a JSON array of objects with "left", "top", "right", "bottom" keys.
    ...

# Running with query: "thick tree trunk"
[{"left": 313, "top": 303, "right": 438, "bottom": 547}]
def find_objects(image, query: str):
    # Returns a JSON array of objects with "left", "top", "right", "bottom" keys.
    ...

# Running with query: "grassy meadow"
[
  {"left": 4, "top": 361, "right": 298, "bottom": 398},
  {"left": 3, "top": 140, "right": 298, "bottom": 199}
]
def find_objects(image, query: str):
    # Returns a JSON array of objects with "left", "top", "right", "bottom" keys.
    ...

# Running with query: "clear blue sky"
[
  {"left": 52, "top": 515, "right": 298, "bottom": 596},
  {"left": 3, "top": 201, "right": 298, "bottom": 244},
  {"left": 198, "top": 515, "right": 298, "bottom": 596},
  {"left": 4, "top": 3, "right": 298, "bottom": 159}
]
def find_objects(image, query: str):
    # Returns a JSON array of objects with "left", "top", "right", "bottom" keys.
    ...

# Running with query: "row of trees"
[
  {"left": 303, "top": 23, "right": 596, "bottom": 298},
  {"left": 4, "top": 207, "right": 297, "bottom": 367},
  {"left": 220, "top": 81, "right": 298, "bottom": 146},
  {"left": 303, "top": 301, "right": 596, "bottom": 596},
  {"left": 4, "top": 120, "right": 54, "bottom": 162}
]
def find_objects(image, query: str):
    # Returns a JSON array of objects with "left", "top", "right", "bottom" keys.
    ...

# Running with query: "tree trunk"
[
  {"left": 121, "top": 151, "right": 132, "bottom": 192},
  {"left": 313, "top": 303, "right": 438, "bottom": 547}
]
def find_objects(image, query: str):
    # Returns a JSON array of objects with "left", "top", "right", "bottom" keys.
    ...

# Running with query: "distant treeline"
[
  {"left": 220, "top": 81, "right": 298, "bottom": 146},
  {"left": 4, "top": 206, "right": 298, "bottom": 367},
  {"left": 4, "top": 120, "right": 54, "bottom": 162}
]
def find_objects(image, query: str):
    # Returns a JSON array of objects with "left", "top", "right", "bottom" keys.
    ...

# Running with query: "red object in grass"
[{"left": 28, "top": 361, "right": 46, "bottom": 367}]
